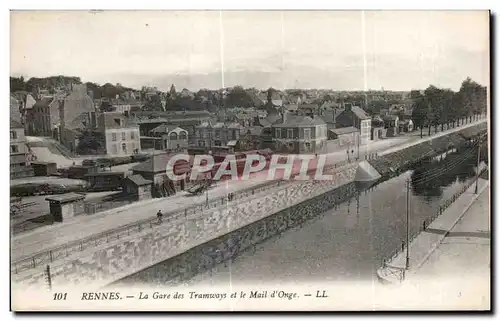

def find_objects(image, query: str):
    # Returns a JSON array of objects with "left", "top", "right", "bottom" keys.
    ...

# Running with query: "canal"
[{"left": 141, "top": 144, "right": 486, "bottom": 287}]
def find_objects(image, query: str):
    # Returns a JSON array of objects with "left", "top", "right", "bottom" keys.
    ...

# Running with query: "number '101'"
[{"left": 53, "top": 293, "right": 67, "bottom": 300}]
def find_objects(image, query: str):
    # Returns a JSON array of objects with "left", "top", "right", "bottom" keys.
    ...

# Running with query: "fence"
[
  {"left": 12, "top": 155, "right": 369, "bottom": 275},
  {"left": 381, "top": 168, "right": 487, "bottom": 276}
]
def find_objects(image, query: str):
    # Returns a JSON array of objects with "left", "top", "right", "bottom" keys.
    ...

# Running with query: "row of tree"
[{"left": 411, "top": 78, "right": 487, "bottom": 137}]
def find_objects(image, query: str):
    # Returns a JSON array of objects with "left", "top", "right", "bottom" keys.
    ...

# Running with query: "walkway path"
[{"left": 377, "top": 177, "right": 489, "bottom": 284}]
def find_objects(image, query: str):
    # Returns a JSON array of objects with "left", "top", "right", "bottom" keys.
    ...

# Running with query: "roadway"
[{"left": 11, "top": 119, "right": 486, "bottom": 262}]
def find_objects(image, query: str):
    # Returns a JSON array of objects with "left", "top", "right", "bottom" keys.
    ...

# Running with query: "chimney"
[{"left": 281, "top": 108, "right": 288, "bottom": 124}]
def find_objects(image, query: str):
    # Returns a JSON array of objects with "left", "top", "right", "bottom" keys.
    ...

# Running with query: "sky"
[{"left": 10, "top": 10, "right": 489, "bottom": 91}]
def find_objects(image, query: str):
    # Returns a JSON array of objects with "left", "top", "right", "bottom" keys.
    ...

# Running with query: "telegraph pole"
[
  {"left": 405, "top": 179, "right": 411, "bottom": 270},
  {"left": 475, "top": 136, "right": 481, "bottom": 194}
]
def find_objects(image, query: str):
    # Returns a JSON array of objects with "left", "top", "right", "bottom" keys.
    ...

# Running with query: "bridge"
[{"left": 11, "top": 118, "right": 487, "bottom": 291}]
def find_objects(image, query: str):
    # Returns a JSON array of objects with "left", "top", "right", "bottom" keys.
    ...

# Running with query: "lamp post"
[{"left": 405, "top": 179, "right": 411, "bottom": 270}]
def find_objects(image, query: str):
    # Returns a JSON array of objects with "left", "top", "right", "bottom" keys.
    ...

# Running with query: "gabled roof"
[
  {"left": 124, "top": 174, "right": 152, "bottom": 186},
  {"left": 132, "top": 153, "right": 194, "bottom": 173},
  {"left": 351, "top": 106, "right": 370, "bottom": 120}
]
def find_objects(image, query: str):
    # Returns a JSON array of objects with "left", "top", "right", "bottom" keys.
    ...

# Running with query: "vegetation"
[{"left": 411, "top": 78, "right": 487, "bottom": 138}]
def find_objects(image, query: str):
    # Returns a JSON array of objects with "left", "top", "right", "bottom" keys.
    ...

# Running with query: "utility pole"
[
  {"left": 405, "top": 179, "right": 411, "bottom": 270},
  {"left": 475, "top": 136, "right": 481, "bottom": 194}
]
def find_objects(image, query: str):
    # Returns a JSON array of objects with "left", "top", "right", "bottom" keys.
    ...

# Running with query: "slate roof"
[
  {"left": 132, "top": 153, "right": 194, "bottom": 173},
  {"left": 351, "top": 106, "right": 370, "bottom": 120},
  {"left": 150, "top": 124, "right": 181, "bottom": 133},
  {"left": 101, "top": 112, "right": 138, "bottom": 129},
  {"left": 330, "top": 126, "right": 358, "bottom": 135},
  {"left": 272, "top": 114, "right": 326, "bottom": 127},
  {"left": 124, "top": 174, "right": 152, "bottom": 186}
]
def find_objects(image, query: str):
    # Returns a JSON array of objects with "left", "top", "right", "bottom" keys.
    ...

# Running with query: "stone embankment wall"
[
  {"left": 14, "top": 164, "right": 358, "bottom": 290},
  {"left": 369, "top": 122, "right": 487, "bottom": 178}
]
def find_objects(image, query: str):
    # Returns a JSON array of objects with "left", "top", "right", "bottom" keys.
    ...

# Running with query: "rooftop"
[
  {"left": 330, "top": 126, "right": 359, "bottom": 135},
  {"left": 45, "top": 193, "right": 85, "bottom": 204},
  {"left": 124, "top": 174, "right": 152, "bottom": 186}
]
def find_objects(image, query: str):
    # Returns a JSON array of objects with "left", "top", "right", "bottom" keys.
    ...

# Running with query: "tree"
[
  {"left": 411, "top": 92, "right": 428, "bottom": 138},
  {"left": 366, "top": 100, "right": 388, "bottom": 115}
]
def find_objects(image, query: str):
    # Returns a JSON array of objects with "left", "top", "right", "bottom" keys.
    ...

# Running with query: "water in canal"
[{"left": 166, "top": 145, "right": 486, "bottom": 287}]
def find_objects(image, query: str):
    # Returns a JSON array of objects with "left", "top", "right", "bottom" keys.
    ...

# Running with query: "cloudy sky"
[{"left": 10, "top": 10, "right": 489, "bottom": 91}]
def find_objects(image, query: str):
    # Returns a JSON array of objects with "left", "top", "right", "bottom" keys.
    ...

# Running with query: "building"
[
  {"left": 382, "top": 115, "right": 400, "bottom": 137},
  {"left": 28, "top": 95, "right": 64, "bottom": 137},
  {"left": 141, "top": 124, "right": 189, "bottom": 151},
  {"left": 10, "top": 118, "right": 28, "bottom": 170},
  {"left": 271, "top": 110, "right": 327, "bottom": 154},
  {"left": 131, "top": 152, "right": 192, "bottom": 192},
  {"left": 122, "top": 174, "right": 153, "bottom": 201},
  {"left": 59, "top": 84, "right": 96, "bottom": 151},
  {"left": 194, "top": 122, "right": 243, "bottom": 149},
  {"left": 133, "top": 110, "right": 213, "bottom": 144},
  {"left": 328, "top": 126, "right": 360, "bottom": 149},
  {"left": 371, "top": 116, "right": 387, "bottom": 141},
  {"left": 97, "top": 112, "right": 141, "bottom": 156},
  {"left": 398, "top": 119, "right": 414, "bottom": 133},
  {"left": 335, "top": 104, "right": 372, "bottom": 145}
]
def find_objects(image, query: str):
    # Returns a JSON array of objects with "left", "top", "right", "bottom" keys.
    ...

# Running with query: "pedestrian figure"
[
  {"left": 402, "top": 241, "right": 405, "bottom": 252},
  {"left": 157, "top": 210, "right": 163, "bottom": 224}
]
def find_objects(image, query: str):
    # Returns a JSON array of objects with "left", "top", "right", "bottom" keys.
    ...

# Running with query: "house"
[
  {"left": 271, "top": 110, "right": 327, "bottom": 154},
  {"left": 59, "top": 84, "right": 96, "bottom": 151},
  {"left": 122, "top": 174, "right": 153, "bottom": 201},
  {"left": 194, "top": 122, "right": 243, "bottom": 149},
  {"left": 28, "top": 95, "right": 64, "bottom": 137},
  {"left": 131, "top": 152, "right": 192, "bottom": 192},
  {"left": 382, "top": 115, "right": 399, "bottom": 137},
  {"left": 97, "top": 112, "right": 141, "bottom": 156},
  {"left": 10, "top": 118, "right": 29, "bottom": 176},
  {"left": 328, "top": 126, "right": 360, "bottom": 148},
  {"left": 371, "top": 116, "right": 387, "bottom": 141},
  {"left": 398, "top": 119, "right": 414, "bottom": 133},
  {"left": 335, "top": 104, "right": 372, "bottom": 145},
  {"left": 142, "top": 124, "right": 188, "bottom": 151},
  {"left": 297, "top": 104, "right": 319, "bottom": 118}
]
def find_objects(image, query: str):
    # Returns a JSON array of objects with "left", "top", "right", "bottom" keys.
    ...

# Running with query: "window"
[
  {"left": 215, "top": 130, "right": 220, "bottom": 138},
  {"left": 198, "top": 140, "right": 203, "bottom": 147},
  {"left": 275, "top": 128, "right": 282, "bottom": 139},
  {"left": 112, "top": 133, "right": 117, "bottom": 141},
  {"left": 179, "top": 131, "right": 187, "bottom": 140},
  {"left": 122, "top": 143, "right": 127, "bottom": 153},
  {"left": 131, "top": 131, "right": 135, "bottom": 140},
  {"left": 214, "top": 140, "right": 221, "bottom": 146},
  {"left": 304, "top": 128, "right": 311, "bottom": 140},
  {"left": 10, "top": 145, "right": 19, "bottom": 153},
  {"left": 287, "top": 129, "right": 294, "bottom": 139},
  {"left": 112, "top": 144, "right": 118, "bottom": 155},
  {"left": 10, "top": 131, "right": 17, "bottom": 139},
  {"left": 170, "top": 132, "right": 178, "bottom": 140},
  {"left": 121, "top": 132, "right": 126, "bottom": 141},
  {"left": 114, "top": 118, "right": 121, "bottom": 126}
]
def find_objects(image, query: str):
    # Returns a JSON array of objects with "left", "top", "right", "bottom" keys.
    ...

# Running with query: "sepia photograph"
[{"left": 8, "top": 9, "right": 490, "bottom": 311}]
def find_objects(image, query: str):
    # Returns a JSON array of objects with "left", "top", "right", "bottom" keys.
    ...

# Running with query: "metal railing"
[
  {"left": 12, "top": 155, "right": 374, "bottom": 275},
  {"left": 381, "top": 168, "right": 487, "bottom": 271}
]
